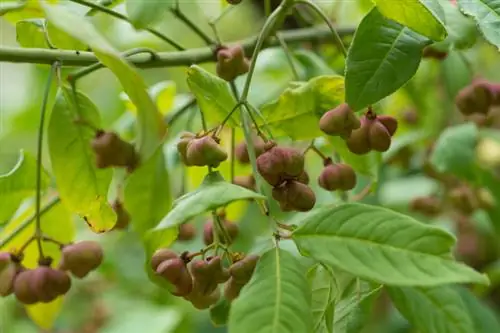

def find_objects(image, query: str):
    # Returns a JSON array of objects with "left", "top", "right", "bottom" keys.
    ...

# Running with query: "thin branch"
[
  {"left": 170, "top": 6, "right": 216, "bottom": 46},
  {"left": 275, "top": 32, "right": 300, "bottom": 80},
  {"left": 0, "top": 26, "right": 355, "bottom": 67},
  {"left": 68, "top": 0, "right": 185, "bottom": 51}
]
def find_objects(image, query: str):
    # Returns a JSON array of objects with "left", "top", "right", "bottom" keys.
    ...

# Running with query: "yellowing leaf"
[
  {"left": 152, "top": 81, "right": 176, "bottom": 115},
  {"left": 26, "top": 297, "right": 64, "bottom": 330}
]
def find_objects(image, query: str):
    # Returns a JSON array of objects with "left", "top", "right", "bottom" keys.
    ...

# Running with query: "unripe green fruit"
[
  {"left": 346, "top": 117, "right": 371, "bottom": 155},
  {"left": 233, "top": 175, "right": 256, "bottom": 191},
  {"left": 203, "top": 219, "right": 239, "bottom": 245},
  {"left": 448, "top": 186, "right": 478, "bottom": 215},
  {"left": 111, "top": 200, "right": 130, "bottom": 230},
  {"left": 177, "top": 223, "right": 197, "bottom": 242},
  {"left": 216, "top": 45, "right": 250, "bottom": 81},
  {"left": 318, "top": 163, "right": 356, "bottom": 191},
  {"left": 319, "top": 103, "right": 361, "bottom": 138},
  {"left": 235, "top": 136, "right": 267, "bottom": 164},
  {"left": 186, "top": 136, "right": 228, "bottom": 167},
  {"left": 150, "top": 249, "right": 178, "bottom": 271},
  {"left": 368, "top": 120, "right": 391, "bottom": 152},
  {"left": 91, "top": 131, "right": 138, "bottom": 172},
  {"left": 156, "top": 258, "right": 193, "bottom": 297},
  {"left": 0, "top": 253, "right": 17, "bottom": 297},
  {"left": 14, "top": 270, "right": 38, "bottom": 304},
  {"left": 410, "top": 196, "right": 442, "bottom": 216},
  {"left": 272, "top": 180, "right": 316, "bottom": 212},
  {"left": 455, "top": 82, "right": 493, "bottom": 115},
  {"left": 59, "top": 241, "right": 103, "bottom": 278}
]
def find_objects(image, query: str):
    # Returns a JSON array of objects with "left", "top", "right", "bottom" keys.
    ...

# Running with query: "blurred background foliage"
[{"left": 2, "top": 0, "right": 500, "bottom": 332}]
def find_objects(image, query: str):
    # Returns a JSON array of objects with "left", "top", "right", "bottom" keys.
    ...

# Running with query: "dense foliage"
[{"left": 1, "top": 0, "right": 500, "bottom": 332}]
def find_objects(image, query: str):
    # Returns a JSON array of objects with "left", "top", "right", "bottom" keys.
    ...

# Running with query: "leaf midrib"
[{"left": 272, "top": 247, "right": 282, "bottom": 333}]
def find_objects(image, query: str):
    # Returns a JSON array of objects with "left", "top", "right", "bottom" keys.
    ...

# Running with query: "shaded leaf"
[
  {"left": 458, "top": 0, "right": 500, "bottom": 49},
  {"left": 210, "top": 297, "right": 231, "bottom": 327},
  {"left": 437, "top": 1, "right": 478, "bottom": 50},
  {"left": 0, "top": 150, "right": 49, "bottom": 224},
  {"left": 292, "top": 203, "right": 489, "bottom": 286},
  {"left": 228, "top": 248, "right": 313, "bottom": 333},
  {"left": 126, "top": 0, "right": 174, "bottom": 29},
  {"left": 260, "top": 75, "right": 345, "bottom": 140},
  {"left": 294, "top": 49, "right": 336, "bottom": 79},
  {"left": 308, "top": 265, "right": 335, "bottom": 333},
  {"left": 155, "top": 171, "right": 264, "bottom": 230},
  {"left": 456, "top": 286, "right": 500, "bottom": 333},
  {"left": 387, "top": 285, "right": 474, "bottom": 333},
  {"left": 42, "top": 2, "right": 164, "bottom": 160},
  {"left": 186, "top": 65, "right": 238, "bottom": 126},
  {"left": 373, "top": 0, "right": 447, "bottom": 41},
  {"left": 124, "top": 147, "right": 171, "bottom": 234},
  {"left": 48, "top": 87, "right": 116, "bottom": 232},
  {"left": 345, "top": 8, "right": 430, "bottom": 111}
]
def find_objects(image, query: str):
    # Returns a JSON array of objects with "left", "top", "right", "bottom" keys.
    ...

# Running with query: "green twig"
[
  {"left": 276, "top": 32, "right": 300, "bottom": 80},
  {"left": 68, "top": 0, "right": 185, "bottom": 50},
  {"left": 230, "top": 128, "right": 236, "bottom": 184},
  {"left": 170, "top": 7, "right": 216, "bottom": 46}
]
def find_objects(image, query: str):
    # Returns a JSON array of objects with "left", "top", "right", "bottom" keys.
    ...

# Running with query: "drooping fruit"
[
  {"left": 297, "top": 171, "right": 310, "bottom": 185},
  {"left": 0, "top": 253, "right": 18, "bottom": 297},
  {"left": 409, "top": 196, "right": 442, "bottom": 217},
  {"left": 216, "top": 45, "right": 250, "bottom": 81},
  {"left": 177, "top": 132, "right": 196, "bottom": 166},
  {"left": 13, "top": 270, "right": 38, "bottom": 304},
  {"left": 91, "top": 131, "right": 138, "bottom": 172},
  {"left": 235, "top": 136, "right": 267, "bottom": 164},
  {"left": 111, "top": 200, "right": 130, "bottom": 230},
  {"left": 31, "top": 266, "right": 71, "bottom": 303},
  {"left": 233, "top": 175, "right": 256, "bottom": 191},
  {"left": 272, "top": 180, "right": 316, "bottom": 212},
  {"left": 224, "top": 254, "right": 259, "bottom": 301},
  {"left": 177, "top": 223, "right": 197, "bottom": 242},
  {"left": 156, "top": 257, "right": 193, "bottom": 297},
  {"left": 150, "top": 249, "right": 178, "bottom": 271},
  {"left": 59, "top": 241, "right": 103, "bottom": 278},
  {"left": 448, "top": 186, "right": 478, "bottom": 215},
  {"left": 319, "top": 103, "right": 361, "bottom": 138},
  {"left": 318, "top": 163, "right": 356, "bottom": 191},
  {"left": 185, "top": 136, "right": 228, "bottom": 167},
  {"left": 455, "top": 81, "right": 493, "bottom": 115},
  {"left": 368, "top": 120, "right": 391, "bottom": 152},
  {"left": 256, "top": 145, "right": 304, "bottom": 186},
  {"left": 203, "top": 219, "right": 239, "bottom": 245},
  {"left": 346, "top": 116, "right": 371, "bottom": 155}
]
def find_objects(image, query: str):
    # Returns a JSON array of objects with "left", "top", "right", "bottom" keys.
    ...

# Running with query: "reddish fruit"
[
  {"left": 91, "top": 131, "right": 138, "bottom": 171},
  {"left": 346, "top": 116, "right": 371, "bottom": 155},
  {"left": 318, "top": 163, "right": 356, "bottom": 191},
  {"left": 216, "top": 45, "right": 250, "bottom": 81},
  {"left": 0, "top": 253, "right": 18, "bottom": 297},
  {"left": 235, "top": 136, "right": 267, "bottom": 164},
  {"left": 319, "top": 103, "right": 361, "bottom": 138},
  {"left": 410, "top": 197, "right": 442, "bottom": 216},
  {"left": 59, "top": 241, "right": 103, "bottom": 278},
  {"left": 233, "top": 175, "right": 256, "bottom": 191},
  {"left": 177, "top": 132, "right": 196, "bottom": 166},
  {"left": 466, "top": 113, "right": 489, "bottom": 127},
  {"left": 272, "top": 180, "right": 316, "bottom": 212},
  {"left": 13, "top": 270, "right": 38, "bottom": 304},
  {"left": 177, "top": 223, "right": 197, "bottom": 242},
  {"left": 297, "top": 171, "right": 310, "bottom": 185},
  {"left": 224, "top": 255, "right": 259, "bottom": 301},
  {"left": 156, "top": 258, "right": 193, "bottom": 297},
  {"left": 256, "top": 146, "right": 304, "bottom": 186},
  {"left": 455, "top": 82, "right": 493, "bottom": 115},
  {"left": 203, "top": 219, "right": 239, "bottom": 245},
  {"left": 111, "top": 200, "right": 130, "bottom": 230},
  {"left": 448, "top": 186, "right": 478, "bottom": 215},
  {"left": 185, "top": 136, "right": 228, "bottom": 167},
  {"left": 150, "top": 249, "right": 178, "bottom": 271},
  {"left": 368, "top": 120, "right": 392, "bottom": 152},
  {"left": 31, "top": 266, "right": 71, "bottom": 303},
  {"left": 422, "top": 46, "right": 448, "bottom": 60},
  {"left": 377, "top": 115, "right": 398, "bottom": 136},
  {"left": 402, "top": 109, "right": 419, "bottom": 125}
]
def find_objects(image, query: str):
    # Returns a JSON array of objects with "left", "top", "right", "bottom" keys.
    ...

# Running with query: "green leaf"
[
  {"left": 387, "top": 285, "right": 474, "bottom": 333},
  {"left": 437, "top": 1, "right": 478, "bottom": 50},
  {"left": 373, "top": 0, "right": 447, "bottom": 41},
  {"left": 345, "top": 8, "right": 430, "bottom": 111},
  {"left": 0, "top": 150, "right": 49, "bottom": 224},
  {"left": 430, "top": 123, "right": 480, "bottom": 181},
  {"left": 210, "top": 298, "right": 231, "bottom": 327},
  {"left": 228, "top": 248, "right": 313, "bottom": 333},
  {"left": 456, "top": 286, "right": 500, "bottom": 332},
  {"left": 260, "top": 75, "right": 345, "bottom": 140},
  {"left": 16, "top": 19, "right": 49, "bottom": 48},
  {"left": 294, "top": 49, "right": 336, "bottom": 80},
  {"left": 328, "top": 136, "right": 381, "bottom": 178},
  {"left": 292, "top": 203, "right": 489, "bottom": 286},
  {"left": 46, "top": 22, "right": 87, "bottom": 50},
  {"left": 124, "top": 147, "right": 171, "bottom": 234},
  {"left": 126, "top": 0, "right": 174, "bottom": 29},
  {"left": 186, "top": 65, "right": 238, "bottom": 127},
  {"left": 42, "top": 2, "right": 163, "bottom": 160},
  {"left": 26, "top": 298, "right": 64, "bottom": 330},
  {"left": 308, "top": 265, "right": 335, "bottom": 333},
  {"left": 458, "top": 0, "right": 500, "bottom": 49},
  {"left": 0, "top": 0, "right": 55, "bottom": 23},
  {"left": 48, "top": 87, "right": 116, "bottom": 233},
  {"left": 0, "top": 1, "right": 26, "bottom": 16},
  {"left": 155, "top": 171, "right": 264, "bottom": 230}
]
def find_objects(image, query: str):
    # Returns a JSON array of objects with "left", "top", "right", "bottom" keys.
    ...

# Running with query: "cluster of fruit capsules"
[
  {"left": 317, "top": 158, "right": 357, "bottom": 192},
  {"left": 216, "top": 44, "right": 250, "bottom": 82},
  {"left": 0, "top": 241, "right": 103, "bottom": 304},
  {"left": 151, "top": 249, "right": 258, "bottom": 308},
  {"left": 253, "top": 141, "right": 316, "bottom": 212},
  {"left": 177, "top": 132, "right": 228, "bottom": 168},
  {"left": 455, "top": 79, "right": 500, "bottom": 129},
  {"left": 319, "top": 103, "right": 398, "bottom": 155}
]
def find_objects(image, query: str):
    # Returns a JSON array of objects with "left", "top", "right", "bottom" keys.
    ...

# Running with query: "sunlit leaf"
[
  {"left": 26, "top": 298, "right": 64, "bottom": 330},
  {"left": 150, "top": 81, "right": 177, "bottom": 115},
  {"left": 42, "top": 2, "right": 164, "bottom": 160},
  {"left": 373, "top": 0, "right": 447, "bottom": 41},
  {"left": 260, "top": 75, "right": 345, "bottom": 140},
  {"left": 458, "top": 0, "right": 500, "bottom": 49},
  {"left": 16, "top": 19, "right": 49, "bottom": 48},
  {"left": 387, "top": 285, "right": 474, "bottom": 333},
  {"left": 0, "top": 150, "right": 49, "bottom": 224},
  {"left": 228, "top": 248, "right": 313, "bottom": 333},
  {"left": 345, "top": 8, "right": 430, "bottom": 111},
  {"left": 48, "top": 86, "right": 116, "bottom": 232},
  {"left": 124, "top": 147, "right": 171, "bottom": 234},
  {"left": 126, "top": 0, "right": 175, "bottom": 29},
  {"left": 155, "top": 171, "right": 265, "bottom": 230},
  {"left": 186, "top": 65, "right": 238, "bottom": 126},
  {"left": 46, "top": 21, "right": 87, "bottom": 50},
  {"left": 1, "top": 0, "right": 57, "bottom": 23},
  {"left": 292, "top": 203, "right": 489, "bottom": 286}
]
